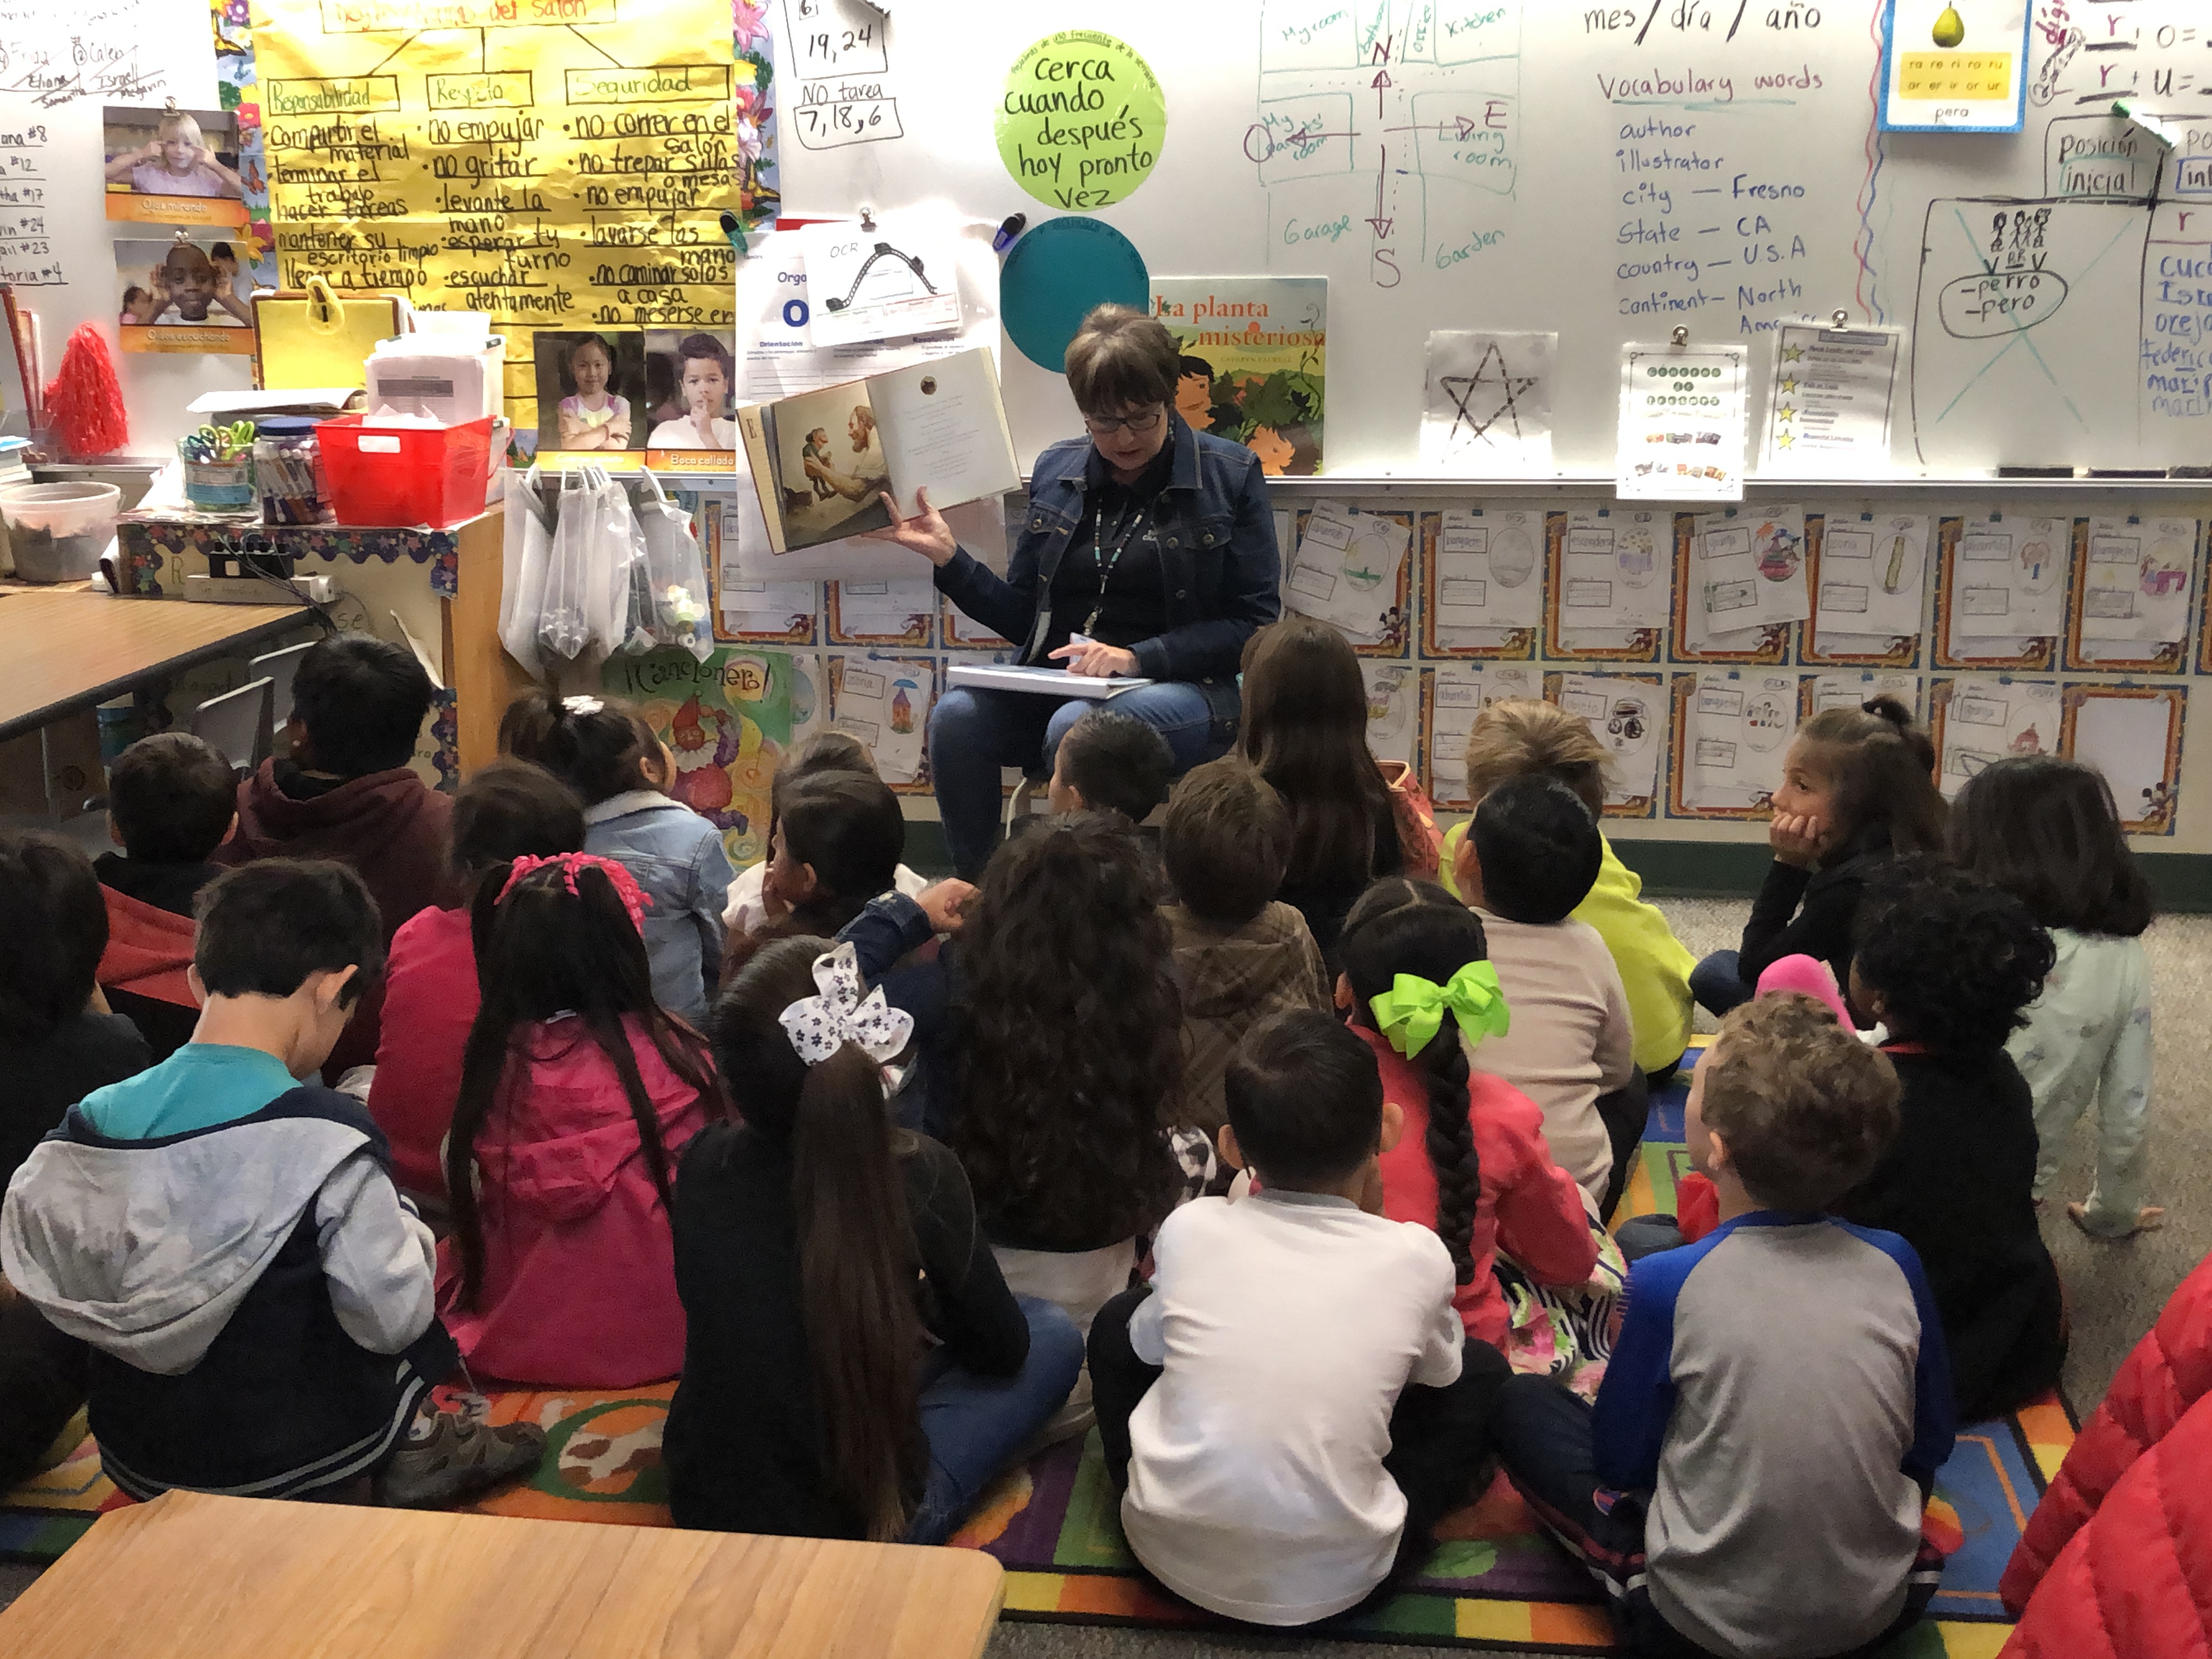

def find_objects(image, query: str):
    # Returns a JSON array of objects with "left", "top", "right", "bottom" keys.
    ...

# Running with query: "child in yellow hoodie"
[{"left": 1438, "top": 700, "right": 1695, "bottom": 1087}]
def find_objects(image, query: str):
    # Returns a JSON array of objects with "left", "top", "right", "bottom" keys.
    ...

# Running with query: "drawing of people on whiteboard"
[{"left": 764, "top": 383, "right": 891, "bottom": 543}]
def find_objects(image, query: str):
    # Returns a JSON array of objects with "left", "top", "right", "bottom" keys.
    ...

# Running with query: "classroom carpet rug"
[{"left": 0, "top": 1057, "right": 2077, "bottom": 1655}]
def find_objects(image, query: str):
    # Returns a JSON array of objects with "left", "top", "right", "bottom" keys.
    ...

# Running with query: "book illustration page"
[
  {"left": 870, "top": 349, "right": 1019, "bottom": 519},
  {"left": 763, "top": 381, "right": 894, "bottom": 551}
]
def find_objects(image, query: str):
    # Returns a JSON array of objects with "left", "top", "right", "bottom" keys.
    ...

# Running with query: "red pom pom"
[{"left": 43, "top": 323, "right": 129, "bottom": 460}]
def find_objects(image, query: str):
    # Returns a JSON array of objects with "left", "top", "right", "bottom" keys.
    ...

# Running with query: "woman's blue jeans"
[{"left": 928, "top": 682, "right": 1227, "bottom": 877}]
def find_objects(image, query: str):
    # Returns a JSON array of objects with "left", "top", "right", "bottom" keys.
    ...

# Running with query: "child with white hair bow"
[{"left": 663, "top": 939, "right": 1085, "bottom": 1543}]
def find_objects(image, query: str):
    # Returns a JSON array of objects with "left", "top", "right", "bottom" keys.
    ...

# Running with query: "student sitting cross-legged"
[
  {"left": 1089, "top": 1009, "right": 1511, "bottom": 1627},
  {"left": 1491, "top": 992, "right": 1955, "bottom": 1659},
  {"left": 664, "top": 937, "right": 1081, "bottom": 1543},
  {"left": 0, "top": 860, "right": 541, "bottom": 1506}
]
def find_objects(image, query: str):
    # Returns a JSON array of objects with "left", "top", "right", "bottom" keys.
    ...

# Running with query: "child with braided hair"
[{"left": 1338, "top": 879, "right": 1596, "bottom": 1352}]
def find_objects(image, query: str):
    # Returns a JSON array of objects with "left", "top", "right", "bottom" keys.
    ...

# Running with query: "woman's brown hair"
[
  {"left": 1063, "top": 303, "right": 1180, "bottom": 416},
  {"left": 1792, "top": 695, "right": 1946, "bottom": 859},
  {"left": 711, "top": 934, "right": 926, "bottom": 1541},
  {"left": 1238, "top": 617, "right": 1395, "bottom": 888}
]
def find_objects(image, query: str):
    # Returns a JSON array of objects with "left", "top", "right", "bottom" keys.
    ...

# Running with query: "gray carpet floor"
[{"left": 5, "top": 898, "right": 2207, "bottom": 1658}]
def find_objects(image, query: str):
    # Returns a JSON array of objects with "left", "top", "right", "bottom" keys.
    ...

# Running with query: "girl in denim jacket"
[{"left": 500, "top": 689, "right": 733, "bottom": 1026}]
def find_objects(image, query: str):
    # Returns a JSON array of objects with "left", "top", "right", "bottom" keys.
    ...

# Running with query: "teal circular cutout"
[{"left": 1000, "top": 216, "right": 1150, "bottom": 372}]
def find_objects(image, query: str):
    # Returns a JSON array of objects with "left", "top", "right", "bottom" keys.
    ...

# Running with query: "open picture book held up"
[{"left": 737, "top": 346, "right": 1020, "bottom": 556}]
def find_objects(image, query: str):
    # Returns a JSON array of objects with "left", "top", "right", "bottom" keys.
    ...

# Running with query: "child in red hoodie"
[
  {"left": 1335, "top": 878, "right": 1598, "bottom": 1354},
  {"left": 367, "top": 760, "right": 585, "bottom": 1204},
  {"left": 95, "top": 732, "right": 235, "bottom": 1060},
  {"left": 212, "top": 633, "right": 450, "bottom": 1076},
  {"left": 436, "top": 853, "right": 719, "bottom": 1386}
]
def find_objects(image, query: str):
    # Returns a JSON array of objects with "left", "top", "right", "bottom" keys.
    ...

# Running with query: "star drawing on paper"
[{"left": 1440, "top": 341, "right": 1541, "bottom": 450}]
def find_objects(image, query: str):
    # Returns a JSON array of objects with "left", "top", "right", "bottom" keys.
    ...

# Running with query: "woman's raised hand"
[{"left": 867, "top": 484, "right": 957, "bottom": 567}]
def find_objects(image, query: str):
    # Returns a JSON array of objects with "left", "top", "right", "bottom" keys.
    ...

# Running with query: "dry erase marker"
[
  {"left": 992, "top": 213, "right": 1027, "bottom": 253},
  {"left": 719, "top": 210, "right": 748, "bottom": 255}
]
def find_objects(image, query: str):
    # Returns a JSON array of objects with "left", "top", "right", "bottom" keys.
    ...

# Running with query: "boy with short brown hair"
[
  {"left": 1491, "top": 993, "right": 1955, "bottom": 1659},
  {"left": 1159, "top": 757, "right": 1328, "bottom": 1135}
]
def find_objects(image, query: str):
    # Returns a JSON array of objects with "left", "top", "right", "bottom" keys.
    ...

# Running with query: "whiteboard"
[
  {"left": 774, "top": 0, "right": 2212, "bottom": 479},
  {"left": 0, "top": 0, "right": 232, "bottom": 450}
]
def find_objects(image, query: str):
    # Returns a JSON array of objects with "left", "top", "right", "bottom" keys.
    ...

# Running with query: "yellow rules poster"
[{"left": 249, "top": 0, "right": 736, "bottom": 433}]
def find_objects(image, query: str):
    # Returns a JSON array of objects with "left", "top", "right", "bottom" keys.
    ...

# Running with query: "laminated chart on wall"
[
  {"left": 1934, "top": 676, "right": 2058, "bottom": 798},
  {"left": 2076, "top": 516, "right": 2198, "bottom": 663},
  {"left": 1807, "top": 509, "right": 1928, "bottom": 663},
  {"left": 251, "top": 0, "right": 735, "bottom": 434},
  {"left": 1424, "top": 507, "right": 1543, "bottom": 656},
  {"left": 1550, "top": 505, "right": 1668, "bottom": 657},
  {"left": 1552, "top": 672, "right": 1661, "bottom": 809},
  {"left": 1422, "top": 662, "right": 1537, "bottom": 809},
  {"left": 1284, "top": 499, "right": 1410, "bottom": 643},
  {"left": 2062, "top": 685, "right": 2186, "bottom": 834},
  {"left": 1677, "top": 672, "right": 1794, "bottom": 815},
  {"left": 1682, "top": 506, "right": 1810, "bottom": 654}
]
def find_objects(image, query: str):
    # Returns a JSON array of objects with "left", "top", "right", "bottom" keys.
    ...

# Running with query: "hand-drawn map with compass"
[{"left": 1248, "top": 0, "right": 1522, "bottom": 291}]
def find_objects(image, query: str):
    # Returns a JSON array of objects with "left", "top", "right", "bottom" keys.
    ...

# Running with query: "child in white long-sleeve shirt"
[
  {"left": 1087, "top": 1010, "right": 1510, "bottom": 1626},
  {"left": 1949, "top": 755, "right": 2162, "bottom": 1239},
  {"left": 0, "top": 861, "right": 541, "bottom": 1505}
]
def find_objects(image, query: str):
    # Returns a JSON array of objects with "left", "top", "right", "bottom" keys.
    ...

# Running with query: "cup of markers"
[
  {"left": 181, "top": 420, "right": 257, "bottom": 512},
  {"left": 252, "top": 417, "right": 332, "bottom": 526}
]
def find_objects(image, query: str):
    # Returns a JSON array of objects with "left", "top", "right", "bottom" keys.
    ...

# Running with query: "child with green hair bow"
[
  {"left": 1369, "top": 960, "right": 1511, "bottom": 1058},
  {"left": 1336, "top": 879, "right": 1600, "bottom": 1356}
]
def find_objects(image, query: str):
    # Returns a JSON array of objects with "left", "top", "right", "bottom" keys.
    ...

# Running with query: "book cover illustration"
[{"left": 1153, "top": 278, "right": 1325, "bottom": 476}]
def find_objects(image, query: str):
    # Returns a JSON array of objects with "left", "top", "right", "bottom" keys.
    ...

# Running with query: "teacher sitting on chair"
[{"left": 872, "top": 303, "right": 1281, "bottom": 877}]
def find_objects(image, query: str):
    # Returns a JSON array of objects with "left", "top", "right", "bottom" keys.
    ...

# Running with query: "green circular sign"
[{"left": 997, "top": 30, "right": 1165, "bottom": 211}]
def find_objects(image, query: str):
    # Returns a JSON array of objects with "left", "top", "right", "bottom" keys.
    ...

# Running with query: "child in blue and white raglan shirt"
[{"left": 1491, "top": 992, "right": 1956, "bottom": 1659}]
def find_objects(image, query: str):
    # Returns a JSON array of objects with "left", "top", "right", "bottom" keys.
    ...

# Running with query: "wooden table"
[
  {"left": 0, "top": 589, "right": 312, "bottom": 745},
  {"left": 0, "top": 1490, "right": 1008, "bottom": 1659}
]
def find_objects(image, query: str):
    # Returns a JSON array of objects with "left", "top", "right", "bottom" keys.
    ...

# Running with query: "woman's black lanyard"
[{"left": 1084, "top": 497, "right": 1149, "bottom": 637}]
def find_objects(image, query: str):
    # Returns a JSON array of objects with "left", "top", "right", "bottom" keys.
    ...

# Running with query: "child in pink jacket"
[
  {"left": 1339, "top": 879, "right": 1598, "bottom": 1351},
  {"left": 436, "top": 853, "right": 719, "bottom": 1386}
]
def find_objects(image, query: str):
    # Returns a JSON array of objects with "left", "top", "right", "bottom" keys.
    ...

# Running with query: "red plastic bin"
[{"left": 317, "top": 415, "right": 494, "bottom": 529}]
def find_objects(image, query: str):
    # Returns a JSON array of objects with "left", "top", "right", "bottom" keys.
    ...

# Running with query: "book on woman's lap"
[
  {"left": 737, "top": 345, "right": 1019, "bottom": 555},
  {"left": 946, "top": 664, "right": 1153, "bottom": 699}
]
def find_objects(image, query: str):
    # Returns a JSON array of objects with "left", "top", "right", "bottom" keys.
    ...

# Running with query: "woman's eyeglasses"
[{"left": 1083, "top": 406, "right": 1166, "bottom": 437}]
